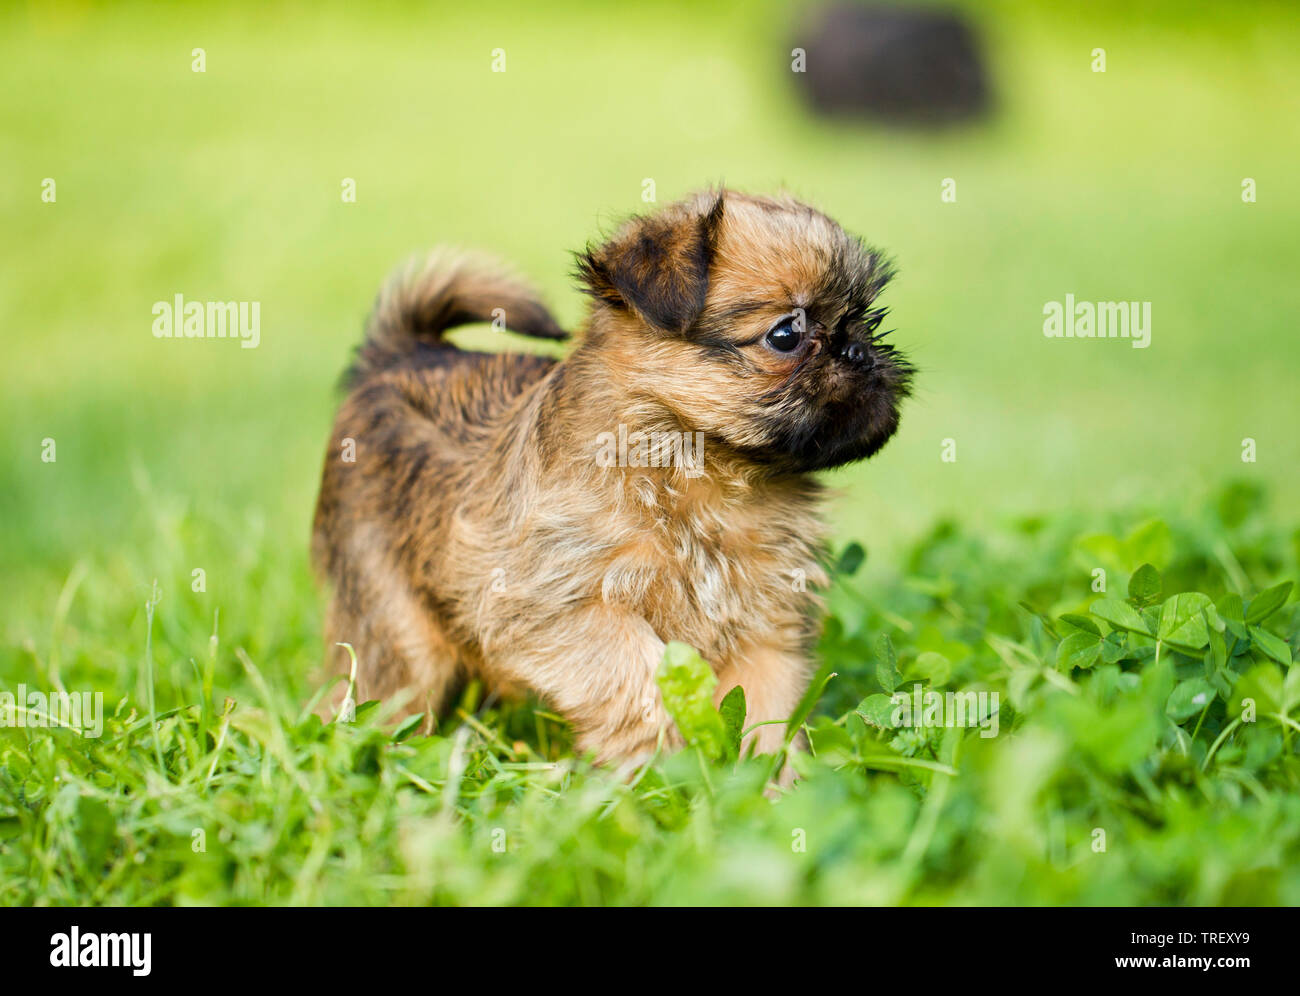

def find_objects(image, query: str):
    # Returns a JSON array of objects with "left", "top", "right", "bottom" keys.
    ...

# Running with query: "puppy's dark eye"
[{"left": 765, "top": 315, "right": 804, "bottom": 353}]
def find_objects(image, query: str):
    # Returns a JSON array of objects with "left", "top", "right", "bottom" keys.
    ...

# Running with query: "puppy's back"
[{"left": 313, "top": 249, "right": 563, "bottom": 599}]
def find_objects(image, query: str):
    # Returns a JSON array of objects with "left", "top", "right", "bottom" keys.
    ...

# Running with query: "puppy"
[{"left": 312, "top": 189, "right": 910, "bottom": 764}]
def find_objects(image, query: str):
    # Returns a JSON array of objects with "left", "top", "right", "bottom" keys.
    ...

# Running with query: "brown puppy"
[{"left": 312, "top": 189, "right": 910, "bottom": 764}]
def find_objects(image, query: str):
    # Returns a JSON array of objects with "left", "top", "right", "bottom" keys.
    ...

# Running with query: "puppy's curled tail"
[{"left": 347, "top": 248, "right": 567, "bottom": 383}]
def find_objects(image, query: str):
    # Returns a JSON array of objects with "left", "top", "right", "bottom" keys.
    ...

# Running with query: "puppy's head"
[{"left": 575, "top": 189, "right": 911, "bottom": 474}]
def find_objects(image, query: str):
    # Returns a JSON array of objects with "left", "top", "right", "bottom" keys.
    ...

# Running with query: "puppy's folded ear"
[{"left": 576, "top": 191, "right": 725, "bottom": 334}]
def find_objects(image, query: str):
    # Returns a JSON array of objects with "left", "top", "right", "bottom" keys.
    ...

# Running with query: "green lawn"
[{"left": 2, "top": 0, "right": 1298, "bottom": 905}]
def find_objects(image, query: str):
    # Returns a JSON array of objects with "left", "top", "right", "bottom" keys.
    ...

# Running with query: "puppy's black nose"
[{"left": 843, "top": 342, "right": 871, "bottom": 367}]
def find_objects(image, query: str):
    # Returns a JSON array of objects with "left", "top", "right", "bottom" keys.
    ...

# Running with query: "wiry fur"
[{"left": 312, "top": 189, "right": 910, "bottom": 768}]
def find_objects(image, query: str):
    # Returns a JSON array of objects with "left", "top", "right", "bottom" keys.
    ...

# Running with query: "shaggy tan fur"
[{"left": 312, "top": 189, "right": 909, "bottom": 768}]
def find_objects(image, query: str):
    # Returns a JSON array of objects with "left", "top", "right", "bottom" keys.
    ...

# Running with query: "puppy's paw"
[{"left": 581, "top": 706, "right": 682, "bottom": 770}]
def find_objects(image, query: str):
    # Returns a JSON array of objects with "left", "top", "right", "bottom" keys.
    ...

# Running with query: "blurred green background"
[{"left": 3, "top": 0, "right": 1299, "bottom": 681}]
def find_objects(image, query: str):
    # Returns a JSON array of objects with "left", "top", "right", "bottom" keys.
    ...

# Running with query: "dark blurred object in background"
[{"left": 793, "top": 4, "right": 990, "bottom": 123}]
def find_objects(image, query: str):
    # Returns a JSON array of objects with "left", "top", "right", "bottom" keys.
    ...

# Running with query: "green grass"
[
  {"left": 2, "top": 0, "right": 1299, "bottom": 905},
  {"left": 4, "top": 483, "right": 1298, "bottom": 905}
]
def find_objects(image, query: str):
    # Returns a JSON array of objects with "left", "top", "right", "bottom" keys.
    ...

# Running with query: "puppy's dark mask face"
[{"left": 576, "top": 190, "right": 912, "bottom": 474}]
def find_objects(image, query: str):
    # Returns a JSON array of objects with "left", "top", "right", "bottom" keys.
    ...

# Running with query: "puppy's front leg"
[
  {"left": 491, "top": 606, "right": 679, "bottom": 764},
  {"left": 714, "top": 641, "right": 811, "bottom": 771}
]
